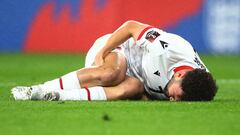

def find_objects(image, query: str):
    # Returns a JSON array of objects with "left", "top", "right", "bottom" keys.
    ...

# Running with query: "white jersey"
[{"left": 85, "top": 27, "right": 208, "bottom": 100}]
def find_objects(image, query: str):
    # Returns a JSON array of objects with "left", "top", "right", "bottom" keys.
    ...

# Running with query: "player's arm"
[
  {"left": 95, "top": 20, "right": 149, "bottom": 65},
  {"left": 103, "top": 20, "right": 148, "bottom": 50},
  {"left": 104, "top": 76, "right": 145, "bottom": 100}
]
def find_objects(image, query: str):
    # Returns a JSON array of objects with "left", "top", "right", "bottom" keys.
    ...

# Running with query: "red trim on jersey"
[
  {"left": 59, "top": 78, "right": 63, "bottom": 90},
  {"left": 174, "top": 66, "right": 194, "bottom": 73},
  {"left": 137, "top": 26, "right": 154, "bottom": 40},
  {"left": 84, "top": 87, "right": 91, "bottom": 101}
]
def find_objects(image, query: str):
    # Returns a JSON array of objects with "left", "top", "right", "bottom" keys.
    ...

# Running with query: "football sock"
[
  {"left": 40, "top": 71, "right": 81, "bottom": 90},
  {"left": 58, "top": 86, "right": 107, "bottom": 101}
]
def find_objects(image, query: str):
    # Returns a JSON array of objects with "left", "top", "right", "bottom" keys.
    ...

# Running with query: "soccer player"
[{"left": 11, "top": 20, "right": 218, "bottom": 101}]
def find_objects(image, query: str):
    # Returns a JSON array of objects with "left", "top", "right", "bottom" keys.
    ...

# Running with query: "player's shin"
[
  {"left": 40, "top": 71, "right": 81, "bottom": 90},
  {"left": 57, "top": 86, "right": 107, "bottom": 101}
]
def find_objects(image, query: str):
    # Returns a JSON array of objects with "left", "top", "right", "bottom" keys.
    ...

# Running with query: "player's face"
[
  {"left": 165, "top": 78, "right": 183, "bottom": 101},
  {"left": 164, "top": 71, "right": 188, "bottom": 101}
]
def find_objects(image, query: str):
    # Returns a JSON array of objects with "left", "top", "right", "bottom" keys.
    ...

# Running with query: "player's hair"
[{"left": 181, "top": 69, "right": 218, "bottom": 101}]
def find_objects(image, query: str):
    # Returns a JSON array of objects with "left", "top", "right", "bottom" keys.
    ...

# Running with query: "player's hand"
[{"left": 94, "top": 51, "right": 105, "bottom": 66}]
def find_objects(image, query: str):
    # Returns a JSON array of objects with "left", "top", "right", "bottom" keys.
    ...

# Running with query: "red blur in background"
[{"left": 24, "top": 0, "right": 202, "bottom": 53}]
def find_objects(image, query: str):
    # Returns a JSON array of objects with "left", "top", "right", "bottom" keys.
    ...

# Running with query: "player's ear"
[
  {"left": 175, "top": 71, "right": 187, "bottom": 80},
  {"left": 179, "top": 72, "right": 186, "bottom": 78}
]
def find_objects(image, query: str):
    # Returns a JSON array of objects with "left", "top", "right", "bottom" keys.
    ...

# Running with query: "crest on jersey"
[{"left": 145, "top": 30, "right": 160, "bottom": 43}]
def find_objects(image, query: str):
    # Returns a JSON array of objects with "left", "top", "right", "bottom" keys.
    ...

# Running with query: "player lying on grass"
[{"left": 11, "top": 20, "right": 218, "bottom": 101}]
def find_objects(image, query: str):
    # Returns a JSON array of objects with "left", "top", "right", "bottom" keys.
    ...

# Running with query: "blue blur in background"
[{"left": 0, "top": 0, "right": 239, "bottom": 53}]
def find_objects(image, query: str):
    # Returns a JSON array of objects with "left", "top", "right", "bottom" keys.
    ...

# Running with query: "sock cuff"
[
  {"left": 84, "top": 86, "right": 107, "bottom": 101},
  {"left": 61, "top": 71, "right": 81, "bottom": 89},
  {"left": 59, "top": 87, "right": 107, "bottom": 101}
]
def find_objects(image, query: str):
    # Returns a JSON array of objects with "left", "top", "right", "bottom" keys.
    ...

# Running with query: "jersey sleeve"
[
  {"left": 136, "top": 26, "right": 166, "bottom": 56},
  {"left": 136, "top": 26, "right": 164, "bottom": 47}
]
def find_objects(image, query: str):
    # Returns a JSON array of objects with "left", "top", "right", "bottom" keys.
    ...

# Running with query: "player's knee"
[{"left": 100, "top": 67, "right": 123, "bottom": 86}]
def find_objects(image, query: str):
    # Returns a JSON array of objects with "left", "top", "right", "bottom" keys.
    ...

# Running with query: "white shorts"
[{"left": 85, "top": 34, "right": 125, "bottom": 67}]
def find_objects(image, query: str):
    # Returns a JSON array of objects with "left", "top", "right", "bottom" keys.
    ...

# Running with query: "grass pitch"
[{"left": 0, "top": 54, "right": 240, "bottom": 135}]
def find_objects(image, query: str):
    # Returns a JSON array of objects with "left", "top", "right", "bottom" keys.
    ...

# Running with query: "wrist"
[{"left": 99, "top": 48, "right": 110, "bottom": 58}]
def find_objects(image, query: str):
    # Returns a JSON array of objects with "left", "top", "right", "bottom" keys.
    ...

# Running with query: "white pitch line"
[
  {"left": 217, "top": 79, "right": 240, "bottom": 84},
  {"left": 0, "top": 82, "right": 41, "bottom": 87},
  {"left": 0, "top": 82, "right": 17, "bottom": 87}
]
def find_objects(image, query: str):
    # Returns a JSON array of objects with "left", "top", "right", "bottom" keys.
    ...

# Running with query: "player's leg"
[
  {"left": 42, "top": 34, "right": 127, "bottom": 89},
  {"left": 11, "top": 35, "right": 128, "bottom": 100},
  {"left": 77, "top": 52, "right": 127, "bottom": 88},
  {"left": 11, "top": 52, "right": 127, "bottom": 100},
  {"left": 78, "top": 34, "right": 127, "bottom": 88},
  {"left": 37, "top": 76, "right": 144, "bottom": 101},
  {"left": 34, "top": 51, "right": 127, "bottom": 91}
]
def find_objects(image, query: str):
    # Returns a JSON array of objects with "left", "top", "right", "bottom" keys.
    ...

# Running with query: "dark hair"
[{"left": 181, "top": 69, "right": 218, "bottom": 101}]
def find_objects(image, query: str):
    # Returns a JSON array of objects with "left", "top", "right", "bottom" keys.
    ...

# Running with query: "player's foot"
[
  {"left": 42, "top": 91, "right": 60, "bottom": 101},
  {"left": 11, "top": 85, "right": 45, "bottom": 100},
  {"left": 11, "top": 85, "right": 60, "bottom": 101},
  {"left": 30, "top": 85, "right": 46, "bottom": 100},
  {"left": 11, "top": 86, "right": 32, "bottom": 100}
]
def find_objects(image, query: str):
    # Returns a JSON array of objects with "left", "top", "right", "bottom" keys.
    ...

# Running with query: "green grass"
[{"left": 0, "top": 54, "right": 240, "bottom": 135}]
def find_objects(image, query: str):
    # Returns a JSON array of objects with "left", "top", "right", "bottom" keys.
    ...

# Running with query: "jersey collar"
[{"left": 174, "top": 66, "right": 194, "bottom": 73}]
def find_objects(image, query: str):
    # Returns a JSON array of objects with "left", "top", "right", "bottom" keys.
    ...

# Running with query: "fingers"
[{"left": 94, "top": 52, "right": 104, "bottom": 66}]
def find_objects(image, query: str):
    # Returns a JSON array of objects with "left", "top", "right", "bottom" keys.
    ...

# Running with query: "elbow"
[
  {"left": 123, "top": 20, "right": 149, "bottom": 41},
  {"left": 124, "top": 20, "right": 139, "bottom": 28},
  {"left": 123, "top": 20, "right": 140, "bottom": 37}
]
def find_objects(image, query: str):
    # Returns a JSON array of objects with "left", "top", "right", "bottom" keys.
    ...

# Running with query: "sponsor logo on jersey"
[
  {"left": 194, "top": 57, "right": 206, "bottom": 69},
  {"left": 154, "top": 70, "right": 161, "bottom": 76}
]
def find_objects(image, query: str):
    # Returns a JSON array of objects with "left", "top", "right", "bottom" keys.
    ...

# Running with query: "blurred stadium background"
[
  {"left": 0, "top": 0, "right": 239, "bottom": 54},
  {"left": 1, "top": 1, "right": 240, "bottom": 135}
]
